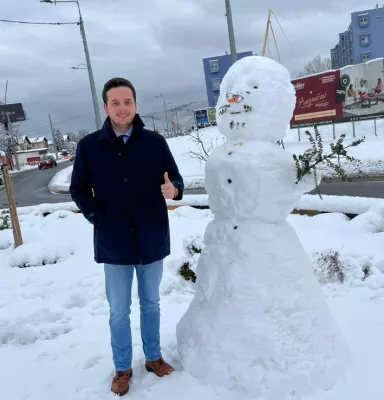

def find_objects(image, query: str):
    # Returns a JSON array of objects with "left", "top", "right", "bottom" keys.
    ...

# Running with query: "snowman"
[{"left": 176, "top": 56, "right": 348, "bottom": 399}]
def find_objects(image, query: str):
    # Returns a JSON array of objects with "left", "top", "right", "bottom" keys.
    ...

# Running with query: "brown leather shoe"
[
  {"left": 145, "top": 358, "right": 174, "bottom": 377},
  {"left": 111, "top": 369, "right": 133, "bottom": 396}
]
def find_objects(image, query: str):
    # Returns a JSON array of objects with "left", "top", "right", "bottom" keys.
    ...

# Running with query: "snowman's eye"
[{"left": 253, "top": 86, "right": 258, "bottom": 89}]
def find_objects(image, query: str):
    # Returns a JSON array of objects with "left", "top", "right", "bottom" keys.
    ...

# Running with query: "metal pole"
[
  {"left": 77, "top": 1, "right": 102, "bottom": 130},
  {"left": 298, "top": 127, "right": 301, "bottom": 141},
  {"left": 332, "top": 124, "right": 336, "bottom": 139},
  {"left": 163, "top": 100, "right": 169, "bottom": 134},
  {"left": 225, "top": 0, "right": 237, "bottom": 64},
  {"left": 48, "top": 114, "right": 59, "bottom": 160},
  {"left": 374, "top": 119, "right": 378, "bottom": 136},
  {"left": 352, "top": 121, "right": 356, "bottom": 138}
]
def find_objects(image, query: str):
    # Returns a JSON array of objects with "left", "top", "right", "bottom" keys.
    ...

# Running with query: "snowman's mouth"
[{"left": 229, "top": 111, "right": 241, "bottom": 115}]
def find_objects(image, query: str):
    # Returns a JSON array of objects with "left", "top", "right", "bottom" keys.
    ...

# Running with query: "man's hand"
[{"left": 161, "top": 172, "right": 177, "bottom": 199}]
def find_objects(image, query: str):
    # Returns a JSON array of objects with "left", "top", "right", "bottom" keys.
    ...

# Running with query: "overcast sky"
[{"left": 0, "top": 0, "right": 376, "bottom": 138}]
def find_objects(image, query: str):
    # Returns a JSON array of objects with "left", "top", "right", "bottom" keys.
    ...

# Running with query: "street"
[
  {"left": 0, "top": 161, "right": 72, "bottom": 208},
  {"left": 1, "top": 163, "right": 384, "bottom": 209},
  {"left": 183, "top": 176, "right": 384, "bottom": 198}
]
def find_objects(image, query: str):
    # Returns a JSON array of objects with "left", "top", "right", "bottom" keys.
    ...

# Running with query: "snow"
[
  {"left": 176, "top": 56, "right": 347, "bottom": 398},
  {"left": 8, "top": 164, "right": 36, "bottom": 174},
  {"left": 29, "top": 136, "right": 47, "bottom": 144},
  {"left": 1, "top": 204, "right": 384, "bottom": 399},
  {"left": 48, "top": 165, "right": 73, "bottom": 193}
]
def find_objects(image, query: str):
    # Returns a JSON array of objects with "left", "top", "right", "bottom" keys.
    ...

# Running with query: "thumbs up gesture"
[{"left": 161, "top": 172, "right": 177, "bottom": 199}]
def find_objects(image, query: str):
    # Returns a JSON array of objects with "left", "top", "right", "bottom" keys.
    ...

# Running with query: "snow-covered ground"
[
  {"left": 48, "top": 165, "right": 73, "bottom": 194},
  {"left": 1, "top": 205, "right": 384, "bottom": 399}
]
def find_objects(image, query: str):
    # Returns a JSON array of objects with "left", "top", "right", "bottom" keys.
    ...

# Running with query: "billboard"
[
  {"left": 290, "top": 58, "right": 384, "bottom": 128},
  {"left": 195, "top": 109, "right": 208, "bottom": 125},
  {"left": 0, "top": 103, "right": 26, "bottom": 125}
]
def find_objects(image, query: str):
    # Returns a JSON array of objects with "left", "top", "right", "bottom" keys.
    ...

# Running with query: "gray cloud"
[{"left": 0, "top": 0, "right": 377, "bottom": 137}]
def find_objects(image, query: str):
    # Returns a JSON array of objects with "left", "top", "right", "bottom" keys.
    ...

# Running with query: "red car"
[{"left": 38, "top": 156, "right": 57, "bottom": 170}]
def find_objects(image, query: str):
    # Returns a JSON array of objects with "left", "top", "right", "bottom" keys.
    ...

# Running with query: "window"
[
  {"left": 359, "top": 16, "right": 369, "bottom": 27},
  {"left": 212, "top": 78, "right": 221, "bottom": 91},
  {"left": 209, "top": 59, "right": 219, "bottom": 73},
  {"left": 360, "top": 33, "right": 370, "bottom": 46},
  {"left": 361, "top": 52, "right": 371, "bottom": 63}
]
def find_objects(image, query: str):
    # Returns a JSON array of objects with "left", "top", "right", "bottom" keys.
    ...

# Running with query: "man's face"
[{"left": 104, "top": 86, "right": 137, "bottom": 129}]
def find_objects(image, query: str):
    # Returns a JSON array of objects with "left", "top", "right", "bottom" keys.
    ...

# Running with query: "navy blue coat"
[{"left": 69, "top": 115, "right": 184, "bottom": 265}]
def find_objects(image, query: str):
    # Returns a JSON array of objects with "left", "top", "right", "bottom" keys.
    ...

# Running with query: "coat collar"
[{"left": 97, "top": 114, "right": 145, "bottom": 141}]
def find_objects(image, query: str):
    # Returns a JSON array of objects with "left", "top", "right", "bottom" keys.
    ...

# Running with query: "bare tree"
[
  {"left": 78, "top": 129, "right": 89, "bottom": 141},
  {"left": 186, "top": 129, "right": 222, "bottom": 162},
  {"left": 297, "top": 55, "right": 332, "bottom": 78}
]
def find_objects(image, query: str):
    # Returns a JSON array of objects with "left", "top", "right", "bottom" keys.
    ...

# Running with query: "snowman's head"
[{"left": 216, "top": 56, "right": 295, "bottom": 141}]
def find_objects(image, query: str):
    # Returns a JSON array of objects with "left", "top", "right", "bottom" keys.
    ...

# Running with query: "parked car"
[{"left": 38, "top": 156, "right": 57, "bottom": 170}]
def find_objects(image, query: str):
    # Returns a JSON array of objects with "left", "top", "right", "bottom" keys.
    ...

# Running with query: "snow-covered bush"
[
  {"left": 0, "top": 211, "right": 11, "bottom": 230},
  {"left": 314, "top": 250, "right": 345, "bottom": 283},
  {"left": 313, "top": 250, "right": 384, "bottom": 288},
  {"left": 178, "top": 235, "right": 204, "bottom": 283}
]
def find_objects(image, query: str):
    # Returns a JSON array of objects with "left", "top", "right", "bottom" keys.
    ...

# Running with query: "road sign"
[{"left": 0, "top": 103, "right": 26, "bottom": 125}]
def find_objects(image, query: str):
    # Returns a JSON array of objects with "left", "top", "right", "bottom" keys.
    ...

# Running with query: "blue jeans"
[{"left": 104, "top": 260, "right": 163, "bottom": 371}]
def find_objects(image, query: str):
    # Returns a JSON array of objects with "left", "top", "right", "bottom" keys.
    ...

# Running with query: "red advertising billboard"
[{"left": 290, "top": 58, "right": 384, "bottom": 128}]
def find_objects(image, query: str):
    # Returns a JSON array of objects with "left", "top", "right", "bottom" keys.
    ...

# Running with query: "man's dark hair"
[{"left": 102, "top": 77, "right": 137, "bottom": 104}]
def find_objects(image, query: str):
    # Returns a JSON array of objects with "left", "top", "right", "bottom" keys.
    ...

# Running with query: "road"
[
  {"left": 1, "top": 163, "right": 384, "bottom": 209},
  {"left": 0, "top": 161, "right": 72, "bottom": 208},
  {"left": 185, "top": 176, "right": 384, "bottom": 198}
]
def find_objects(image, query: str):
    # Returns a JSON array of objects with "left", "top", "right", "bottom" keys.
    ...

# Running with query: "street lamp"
[
  {"left": 224, "top": 0, "right": 237, "bottom": 64},
  {"left": 156, "top": 94, "right": 170, "bottom": 134},
  {"left": 70, "top": 63, "right": 88, "bottom": 70},
  {"left": 40, "top": 0, "right": 102, "bottom": 130}
]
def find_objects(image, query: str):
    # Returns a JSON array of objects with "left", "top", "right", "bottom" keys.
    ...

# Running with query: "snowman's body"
[{"left": 176, "top": 56, "right": 347, "bottom": 398}]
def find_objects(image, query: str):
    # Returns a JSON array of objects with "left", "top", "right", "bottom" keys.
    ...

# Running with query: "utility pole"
[
  {"left": 163, "top": 100, "right": 169, "bottom": 134},
  {"left": 78, "top": 5, "right": 102, "bottom": 130},
  {"left": 48, "top": 114, "right": 59, "bottom": 160},
  {"left": 225, "top": 0, "right": 237, "bottom": 64},
  {"left": 40, "top": 0, "right": 102, "bottom": 130}
]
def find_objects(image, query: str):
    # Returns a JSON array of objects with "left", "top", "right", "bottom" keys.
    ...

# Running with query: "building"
[
  {"left": 331, "top": 5, "right": 384, "bottom": 69},
  {"left": 12, "top": 148, "right": 48, "bottom": 167},
  {"left": 17, "top": 136, "right": 48, "bottom": 151},
  {"left": 29, "top": 136, "right": 49, "bottom": 150},
  {"left": 203, "top": 51, "right": 253, "bottom": 107}
]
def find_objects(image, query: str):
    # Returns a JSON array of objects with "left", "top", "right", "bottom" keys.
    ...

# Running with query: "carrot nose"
[{"left": 227, "top": 96, "right": 236, "bottom": 103}]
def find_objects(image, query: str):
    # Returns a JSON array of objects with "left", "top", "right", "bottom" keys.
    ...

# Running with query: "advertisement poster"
[
  {"left": 290, "top": 58, "right": 384, "bottom": 128},
  {"left": 195, "top": 109, "right": 208, "bottom": 125},
  {"left": 207, "top": 107, "right": 216, "bottom": 122}
]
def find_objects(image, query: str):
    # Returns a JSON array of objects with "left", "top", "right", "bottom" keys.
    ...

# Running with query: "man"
[{"left": 70, "top": 77, "right": 184, "bottom": 396}]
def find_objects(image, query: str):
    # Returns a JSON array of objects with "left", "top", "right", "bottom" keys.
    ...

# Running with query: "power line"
[
  {"left": 0, "top": 18, "right": 79, "bottom": 26},
  {"left": 19, "top": 112, "right": 93, "bottom": 135}
]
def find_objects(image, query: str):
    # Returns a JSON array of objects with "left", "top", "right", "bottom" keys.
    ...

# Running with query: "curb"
[{"left": 49, "top": 188, "right": 71, "bottom": 195}]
